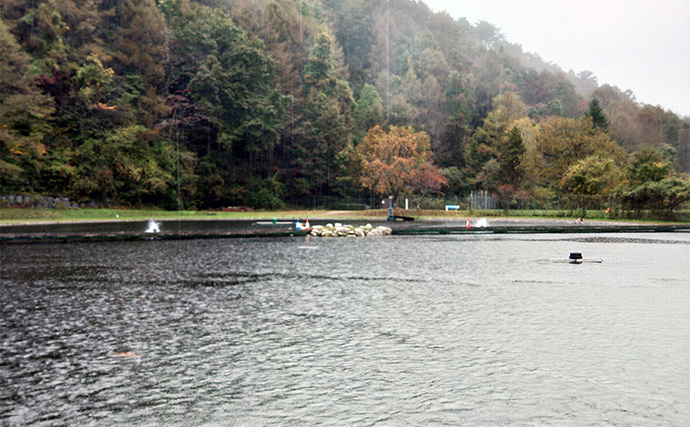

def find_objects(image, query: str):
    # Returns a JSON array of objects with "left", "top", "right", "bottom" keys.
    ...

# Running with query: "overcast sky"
[{"left": 422, "top": 0, "right": 690, "bottom": 117}]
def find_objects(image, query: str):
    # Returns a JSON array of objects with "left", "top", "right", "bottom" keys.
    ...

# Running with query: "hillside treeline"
[{"left": 1, "top": 0, "right": 688, "bottom": 215}]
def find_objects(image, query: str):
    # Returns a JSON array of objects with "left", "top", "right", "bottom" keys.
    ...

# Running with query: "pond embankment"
[{"left": 1, "top": 216, "right": 688, "bottom": 245}]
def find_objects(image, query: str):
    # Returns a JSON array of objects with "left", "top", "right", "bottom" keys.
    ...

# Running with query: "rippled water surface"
[{"left": 1, "top": 233, "right": 689, "bottom": 425}]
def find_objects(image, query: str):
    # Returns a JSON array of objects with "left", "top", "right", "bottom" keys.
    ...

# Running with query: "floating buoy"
[
  {"left": 569, "top": 252, "right": 583, "bottom": 264},
  {"left": 305, "top": 219, "right": 310, "bottom": 229},
  {"left": 466, "top": 218, "right": 471, "bottom": 229},
  {"left": 549, "top": 252, "right": 603, "bottom": 264}
]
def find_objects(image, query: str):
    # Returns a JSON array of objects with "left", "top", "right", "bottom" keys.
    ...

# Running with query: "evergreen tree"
[
  {"left": 585, "top": 98, "right": 609, "bottom": 131},
  {"left": 166, "top": 3, "right": 288, "bottom": 207},
  {"left": 293, "top": 32, "right": 353, "bottom": 202},
  {"left": 465, "top": 91, "right": 527, "bottom": 184},
  {"left": 105, "top": 0, "right": 168, "bottom": 127},
  {"left": 330, "top": 0, "right": 375, "bottom": 88},
  {"left": 303, "top": 33, "right": 337, "bottom": 94},
  {"left": 499, "top": 126, "right": 525, "bottom": 185},
  {"left": 352, "top": 83, "right": 383, "bottom": 143}
]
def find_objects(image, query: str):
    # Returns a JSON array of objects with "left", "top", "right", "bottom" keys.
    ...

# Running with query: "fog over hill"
[{"left": 423, "top": 0, "right": 690, "bottom": 117}]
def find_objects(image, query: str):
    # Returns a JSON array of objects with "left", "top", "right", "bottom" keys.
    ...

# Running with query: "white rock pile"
[{"left": 308, "top": 223, "right": 392, "bottom": 237}]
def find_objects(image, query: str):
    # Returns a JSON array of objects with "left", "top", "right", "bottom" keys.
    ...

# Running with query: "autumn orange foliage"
[{"left": 356, "top": 125, "right": 448, "bottom": 199}]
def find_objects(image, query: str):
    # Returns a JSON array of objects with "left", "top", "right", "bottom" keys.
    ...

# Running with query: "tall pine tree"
[
  {"left": 292, "top": 32, "right": 353, "bottom": 203},
  {"left": 585, "top": 98, "right": 609, "bottom": 131}
]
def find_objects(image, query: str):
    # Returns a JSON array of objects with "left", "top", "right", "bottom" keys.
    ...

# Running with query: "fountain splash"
[
  {"left": 476, "top": 218, "right": 489, "bottom": 228},
  {"left": 145, "top": 219, "right": 160, "bottom": 233}
]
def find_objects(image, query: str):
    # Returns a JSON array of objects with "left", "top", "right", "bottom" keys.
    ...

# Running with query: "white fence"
[{"left": 468, "top": 190, "right": 497, "bottom": 211}]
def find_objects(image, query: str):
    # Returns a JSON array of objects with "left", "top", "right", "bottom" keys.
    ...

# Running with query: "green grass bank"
[{"left": 1, "top": 207, "right": 688, "bottom": 225}]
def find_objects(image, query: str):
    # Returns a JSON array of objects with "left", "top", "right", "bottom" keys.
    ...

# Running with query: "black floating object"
[{"left": 549, "top": 252, "right": 601, "bottom": 264}]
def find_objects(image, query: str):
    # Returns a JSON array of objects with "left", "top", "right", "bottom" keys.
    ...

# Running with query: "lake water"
[{"left": 1, "top": 232, "right": 689, "bottom": 425}]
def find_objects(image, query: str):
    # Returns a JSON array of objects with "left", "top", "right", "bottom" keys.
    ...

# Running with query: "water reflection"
[{"left": 1, "top": 234, "right": 689, "bottom": 425}]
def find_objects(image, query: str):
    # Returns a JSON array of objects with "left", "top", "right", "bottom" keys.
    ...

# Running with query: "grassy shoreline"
[
  {"left": 0, "top": 208, "right": 382, "bottom": 225},
  {"left": 1, "top": 207, "right": 687, "bottom": 225}
]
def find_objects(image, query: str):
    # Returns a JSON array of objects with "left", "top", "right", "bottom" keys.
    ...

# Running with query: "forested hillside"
[{"left": 1, "top": 0, "right": 688, "bottom": 215}]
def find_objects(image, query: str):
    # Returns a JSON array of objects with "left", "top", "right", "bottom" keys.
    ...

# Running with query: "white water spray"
[
  {"left": 476, "top": 218, "right": 489, "bottom": 228},
  {"left": 145, "top": 219, "right": 160, "bottom": 233}
]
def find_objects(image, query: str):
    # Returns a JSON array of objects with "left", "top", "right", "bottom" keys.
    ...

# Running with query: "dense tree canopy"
[
  {"left": 0, "top": 0, "right": 687, "bottom": 216},
  {"left": 0, "top": 18, "right": 54, "bottom": 192}
]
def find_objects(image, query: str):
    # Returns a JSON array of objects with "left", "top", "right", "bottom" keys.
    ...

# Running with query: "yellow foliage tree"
[{"left": 523, "top": 116, "right": 625, "bottom": 189}]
